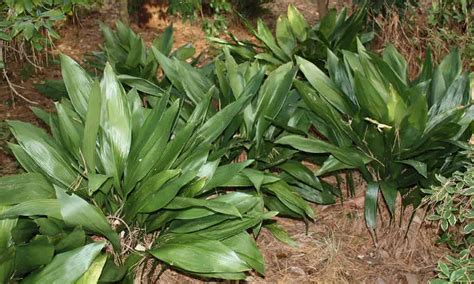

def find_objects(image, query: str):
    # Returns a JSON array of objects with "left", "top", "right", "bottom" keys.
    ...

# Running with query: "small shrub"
[{"left": 423, "top": 149, "right": 473, "bottom": 283}]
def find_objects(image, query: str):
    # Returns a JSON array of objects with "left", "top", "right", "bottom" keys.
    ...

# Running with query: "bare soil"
[{"left": 0, "top": 0, "right": 450, "bottom": 282}]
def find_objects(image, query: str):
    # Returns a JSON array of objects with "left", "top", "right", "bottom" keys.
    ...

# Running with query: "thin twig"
[{"left": 2, "top": 68, "right": 39, "bottom": 105}]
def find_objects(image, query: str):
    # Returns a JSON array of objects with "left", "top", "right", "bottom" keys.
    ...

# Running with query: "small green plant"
[
  {"left": 422, "top": 149, "right": 473, "bottom": 283},
  {"left": 214, "top": 4, "right": 372, "bottom": 69}
]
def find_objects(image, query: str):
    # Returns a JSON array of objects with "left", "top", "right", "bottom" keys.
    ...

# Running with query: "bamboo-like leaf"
[
  {"left": 276, "top": 16, "right": 296, "bottom": 58},
  {"left": 0, "top": 205, "right": 17, "bottom": 283},
  {"left": 165, "top": 197, "right": 241, "bottom": 217},
  {"left": 0, "top": 199, "right": 61, "bottom": 219},
  {"left": 397, "top": 160, "right": 428, "bottom": 178},
  {"left": 365, "top": 182, "right": 379, "bottom": 229},
  {"left": 222, "top": 232, "right": 265, "bottom": 275},
  {"left": 99, "top": 63, "right": 132, "bottom": 189},
  {"left": 296, "top": 56, "right": 352, "bottom": 114},
  {"left": 150, "top": 236, "right": 250, "bottom": 273},
  {"left": 60, "top": 54, "right": 93, "bottom": 119},
  {"left": 75, "top": 254, "right": 108, "bottom": 284},
  {"left": 8, "top": 121, "right": 78, "bottom": 189},
  {"left": 56, "top": 189, "right": 120, "bottom": 250},
  {"left": 0, "top": 173, "right": 54, "bottom": 205},
  {"left": 82, "top": 81, "right": 102, "bottom": 173},
  {"left": 22, "top": 242, "right": 105, "bottom": 284},
  {"left": 287, "top": 4, "right": 309, "bottom": 42}
]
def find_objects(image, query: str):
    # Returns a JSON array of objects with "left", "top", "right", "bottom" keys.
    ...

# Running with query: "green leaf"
[
  {"left": 75, "top": 254, "right": 107, "bottom": 284},
  {"left": 275, "top": 16, "right": 296, "bottom": 58},
  {"left": 365, "top": 182, "right": 379, "bottom": 229},
  {"left": 287, "top": 4, "right": 309, "bottom": 42},
  {"left": 0, "top": 199, "right": 61, "bottom": 220},
  {"left": 23, "top": 242, "right": 105, "bottom": 284},
  {"left": 165, "top": 197, "right": 242, "bottom": 217},
  {"left": 140, "top": 171, "right": 196, "bottom": 213},
  {"left": 265, "top": 222, "right": 296, "bottom": 247},
  {"left": 463, "top": 223, "right": 474, "bottom": 234},
  {"left": 118, "top": 75, "right": 165, "bottom": 96},
  {"left": 82, "top": 81, "right": 102, "bottom": 174},
  {"left": 276, "top": 135, "right": 368, "bottom": 167},
  {"left": 8, "top": 121, "right": 78, "bottom": 189},
  {"left": 56, "top": 189, "right": 120, "bottom": 251},
  {"left": 0, "top": 173, "right": 54, "bottom": 205},
  {"left": 254, "top": 63, "right": 297, "bottom": 147},
  {"left": 380, "top": 182, "right": 397, "bottom": 216},
  {"left": 14, "top": 236, "right": 54, "bottom": 273},
  {"left": 60, "top": 54, "right": 93, "bottom": 119},
  {"left": 222, "top": 232, "right": 265, "bottom": 275},
  {"left": 383, "top": 44, "right": 407, "bottom": 83},
  {"left": 397, "top": 160, "right": 427, "bottom": 178},
  {"left": 296, "top": 56, "right": 352, "bottom": 114},
  {"left": 265, "top": 181, "right": 314, "bottom": 219},
  {"left": 0, "top": 205, "right": 17, "bottom": 283},
  {"left": 150, "top": 236, "right": 250, "bottom": 273},
  {"left": 255, "top": 19, "right": 289, "bottom": 62},
  {"left": 99, "top": 63, "right": 132, "bottom": 189},
  {"left": 153, "top": 24, "right": 173, "bottom": 56}
]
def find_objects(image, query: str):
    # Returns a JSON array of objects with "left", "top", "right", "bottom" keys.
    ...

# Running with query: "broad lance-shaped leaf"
[
  {"left": 99, "top": 63, "right": 132, "bottom": 189},
  {"left": 276, "top": 16, "right": 296, "bottom": 58},
  {"left": 296, "top": 56, "right": 353, "bottom": 115},
  {"left": 14, "top": 236, "right": 55, "bottom": 274},
  {"left": 124, "top": 100, "right": 180, "bottom": 192},
  {"left": 255, "top": 19, "right": 289, "bottom": 62},
  {"left": 8, "top": 121, "right": 79, "bottom": 189},
  {"left": 276, "top": 135, "right": 370, "bottom": 168},
  {"left": 60, "top": 54, "right": 93, "bottom": 119},
  {"left": 118, "top": 74, "right": 166, "bottom": 96},
  {"left": 396, "top": 160, "right": 427, "bottom": 178},
  {"left": 365, "top": 182, "right": 379, "bottom": 229},
  {"left": 56, "top": 188, "right": 120, "bottom": 250},
  {"left": 75, "top": 254, "right": 107, "bottom": 284},
  {"left": 0, "top": 199, "right": 61, "bottom": 220},
  {"left": 222, "top": 232, "right": 265, "bottom": 275},
  {"left": 287, "top": 4, "right": 309, "bottom": 42},
  {"left": 56, "top": 103, "right": 84, "bottom": 159},
  {"left": 150, "top": 235, "right": 250, "bottom": 274},
  {"left": 164, "top": 197, "right": 242, "bottom": 217},
  {"left": 254, "top": 63, "right": 297, "bottom": 148},
  {"left": 82, "top": 81, "right": 102, "bottom": 173},
  {"left": 195, "top": 70, "right": 265, "bottom": 145},
  {"left": 22, "top": 242, "right": 105, "bottom": 284},
  {"left": 0, "top": 173, "right": 55, "bottom": 205},
  {"left": 0, "top": 205, "right": 17, "bottom": 283}
]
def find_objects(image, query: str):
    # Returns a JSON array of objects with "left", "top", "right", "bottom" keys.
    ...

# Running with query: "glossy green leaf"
[
  {"left": 150, "top": 236, "right": 250, "bottom": 273},
  {"left": 75, "top": 254, "right": 107, "bottom": 284},
  {"left": 365, "top": 182, "right": 379, "bottom": 229},
  {"left": 60, "top": 54, "right": 92, "bottom": 119},
  {"left": 23, "top": 242, "right": 105, "bottom": 284},
  {"left": 56, "top": 189, "right": 120, "bottom": 250},
  {"left": 0, "top": 173, "right": 54, "bottom": 205}
]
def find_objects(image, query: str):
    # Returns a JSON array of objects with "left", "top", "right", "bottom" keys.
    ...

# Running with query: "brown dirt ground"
[{"left": 0, "top": 0, "right": 451, "bottom": 282}]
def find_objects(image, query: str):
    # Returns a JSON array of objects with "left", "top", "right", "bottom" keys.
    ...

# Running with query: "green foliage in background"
[
  {"left": 168, "top": 0, "right": 271, "bottom": 36},
  {"left": 278, "top": 43, "right": 473, "bottom": 229},
  {"left": 36, "top": 21, "right": 197, "bottom": 100},
  {"left": 423, "top": 149, "right": 473, "bottom": 283},
  {"left": 213, "top": 4, "right": 372, "bottom": 70},
  {"left": 0, "top": 0, "right": 96, "bottom": 68}
]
